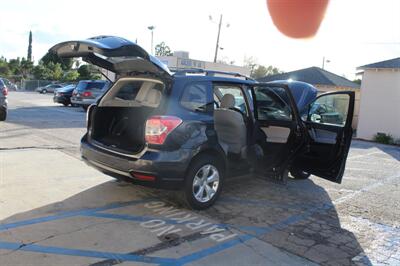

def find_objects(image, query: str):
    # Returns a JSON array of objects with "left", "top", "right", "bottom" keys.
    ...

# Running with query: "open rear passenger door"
[
  {"left": 251, "top": 83, "right": 303, "bottom": 174},
  {"left": 292, "top": 91, "right": 355, "bottom": 183}
]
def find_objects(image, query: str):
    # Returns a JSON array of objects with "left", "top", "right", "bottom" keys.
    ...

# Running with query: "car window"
[
  {"left": 254, "top": 86, "right": 292, "bottom": 121},
  {"left": 214, "top": 85, "right": 248, "bottom": 115},
  {"left": 308, "top": 94, "right": 349, "bottom": 126},
  {"left": 180, "top": 82, "right": 213, "bottom": 113},
  {"left": 99, "top": 79, "right": 164, "bottom": 108},
  {"left": 76, "top": 81, "right": 105, "bottom": 91},
  {"left": 114, "top": 81, "right": 142, "bottom": 100}
]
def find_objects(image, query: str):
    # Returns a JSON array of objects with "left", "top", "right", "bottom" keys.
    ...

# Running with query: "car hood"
[
  {"left": 267, "top": 80, "right": 318, "bottom": 113},
  {"left": 49, "top": 36, "right": 171, "bottom": 78}
]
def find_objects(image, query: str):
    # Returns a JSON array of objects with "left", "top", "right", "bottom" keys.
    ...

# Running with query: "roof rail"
[{"left": 173, "top": 68, "right": 255, "bottom": 81}]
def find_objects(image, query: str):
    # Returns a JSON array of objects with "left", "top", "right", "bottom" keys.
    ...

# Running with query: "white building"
[
  {"left": 157, "top": 51, "right": 251, "bottom": 77},
  {"left": 357, "top": 57, "right": 400, "bottom": 140}
]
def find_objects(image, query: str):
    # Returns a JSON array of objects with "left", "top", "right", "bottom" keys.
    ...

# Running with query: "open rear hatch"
[
  {"left": 50, "top": 36, "right": 171, "bottom": 155},
  {"left": 49, "top": 35, "right": 171, "bottom": 78}
]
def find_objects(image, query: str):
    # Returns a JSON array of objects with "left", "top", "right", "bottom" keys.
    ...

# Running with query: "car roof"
[{"left": 173, "top": 74, "right": 257, "bottom": 85}]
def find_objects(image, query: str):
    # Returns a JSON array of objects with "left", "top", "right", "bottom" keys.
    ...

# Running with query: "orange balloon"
[{"left": 267, "top": 0, "right": 329, "bottom": 38}]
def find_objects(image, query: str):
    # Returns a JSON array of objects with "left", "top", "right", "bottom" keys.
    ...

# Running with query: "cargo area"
[{"left": 88, "top": 77, "right": 165, "bottom": 154}]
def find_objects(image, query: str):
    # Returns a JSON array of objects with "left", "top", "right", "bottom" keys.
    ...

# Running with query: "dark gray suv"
[
  {"left": 0, "top": 78, "right": 8, "bottom": 121},
  {"left": 51, "top": 36, "right": 355, "bottom": 210}
]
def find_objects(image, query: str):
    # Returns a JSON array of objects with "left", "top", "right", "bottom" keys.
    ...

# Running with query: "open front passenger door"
[{"left": 292, "top": 91, "right": 355, "bottom": 183}]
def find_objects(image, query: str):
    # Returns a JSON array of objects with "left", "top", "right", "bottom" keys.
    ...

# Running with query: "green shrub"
[{"left": 373, "top": 133, "right": 394, "bottom": 145}]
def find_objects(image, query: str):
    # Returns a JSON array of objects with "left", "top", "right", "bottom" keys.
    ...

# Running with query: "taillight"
[
  {"left": 83, "top": 91, "right": 92, "bottom": 97},
  {"left": 145, "top": 116, "right": 182, "bottom": 145},
  {"left": 2, "top": 87, "right": 8, "bottom": 96}
]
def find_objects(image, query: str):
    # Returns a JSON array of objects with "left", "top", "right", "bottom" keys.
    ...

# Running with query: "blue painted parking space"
[{"left": 0, "top": 196, "right": 329, "bottom": 265}]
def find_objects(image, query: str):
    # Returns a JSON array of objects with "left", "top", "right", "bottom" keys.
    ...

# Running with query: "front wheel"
[
  {"left": 41, "top": 89, "right": 47, "bottom": 94},
  {"left": 290, "top": 167, "right": 311, "bottom": 179},
  {"left": 183, "top": 156, "right": 223, "bottom": 210}
]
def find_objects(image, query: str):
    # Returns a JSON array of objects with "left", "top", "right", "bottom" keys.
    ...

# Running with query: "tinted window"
[
  {"left": 0, "top": 79, "right": 5, "bottom": 88},
  {"left": 115, "top": 81, "right": 142, "bottom": 100},
  {"left": 180, "top": 82, "right": 212, "bottom": 112},
  {"left": 254, "top": 86, "right": 292, "bottom": 121},
  {"left": 76, "top": 81, "right": 106, "bottom": 91}
]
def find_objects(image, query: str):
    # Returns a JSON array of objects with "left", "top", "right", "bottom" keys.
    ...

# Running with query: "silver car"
[{"left": 71, "top": 80, "right": 111, "bottom": 110}]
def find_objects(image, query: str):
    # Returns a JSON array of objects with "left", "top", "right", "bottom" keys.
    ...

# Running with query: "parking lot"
[{"left": 1, "top": 91, "right": 399, "bottom": 266}]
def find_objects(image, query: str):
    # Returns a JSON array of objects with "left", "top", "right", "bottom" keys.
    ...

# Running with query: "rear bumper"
[
  {"left": 80, "top": 136, "right": 192, "bottom": 189},
  {"left": 71, "top": 97, "right": 95, "bottom": 106}
]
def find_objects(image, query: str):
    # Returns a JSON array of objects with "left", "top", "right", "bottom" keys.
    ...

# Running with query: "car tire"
[
  {"left": 63, "top": 102, "right": 69, "bottom": 107},
  {"left": 82, "top": 105, "right": 89, "bottom": 111},
  {"left": 290, "top": 167, "right": 311, "bottom": 179},
  {"left": 0, "top": 109, "right": 6, "bottom": 121},
  {"left": 183, "top": 155, "right": 224, "bottom": 210},
  {"left": 42, "top": 89, "right": 47, "bottom": 94}
]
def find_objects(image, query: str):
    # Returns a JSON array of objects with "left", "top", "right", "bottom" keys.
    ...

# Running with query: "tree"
[
  {"left": 27, "top": 31, "right": 32, "bottom": 62},
  {"left": 155, "top": 42, "right": 172, "bottom": 56},
  {"left": 243, "top": 56, "right": 282, "bottom": 79},
  {"left": 252, "top": 65, "right": 282, "bottom": 79},
  {"left": 63, "top": 70, "right": 80, "bottom": 81},
  {"left": 32, "top": 62, "right": 62, "bottom": 80},
  {"left": 19, "top": 57, "right": 33, "bottom": 78},
  {"left": 352, "top": 79, "right": 361, "bottom": 85},
  {"left": 0, "top": 57, "right": 11, "bottom": 77},
  {"left": 77, "top": 64, "right": 101, "bottom": 80}
]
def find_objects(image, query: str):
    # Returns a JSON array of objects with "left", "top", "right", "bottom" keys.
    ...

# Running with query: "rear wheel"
[
  {"left": 290, "top": 167, "right": 311, "bottom": 179},
  {"left": 183, "top": 155, "right": 223, "bottom": 210},
  {"left": 41, "top": 89, "right": 47, "bottom": 94},
  {"left": 82, "top": 105, "right": 89, "bottom": 111},
  {"left": 63, "top": 102, "right": 69, "bottom": 107}
]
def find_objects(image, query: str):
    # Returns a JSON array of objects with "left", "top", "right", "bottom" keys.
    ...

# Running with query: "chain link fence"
[{"left": 20, "top": 80, "right": 57, "bottom": 91}]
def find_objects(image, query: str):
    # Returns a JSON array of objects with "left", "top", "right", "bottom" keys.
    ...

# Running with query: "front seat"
[{"left": 214, "top": 94, "right": 247, "bottom": 156}]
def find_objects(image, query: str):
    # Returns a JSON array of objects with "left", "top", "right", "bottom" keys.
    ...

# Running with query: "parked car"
[
  {"left": 0, "top": 78, "right": 8, "bottom": 121},
  {"left": 53, "top": 84, "right": 76, "bottom": 106},
  {"left": 36, "top": 84, "right": 64, "bottom": 94},
  {"left": 308, "top": 102, "right": 344, "bottom": 125},
  {"left": 0, "top": 78, "right": 18, "bottom": 91},
  {"left": 51, "top": 36, "right": 355, "bottom": 209},
  {"left": 70, "top": 80, "right": 111, "bottom": 110}
]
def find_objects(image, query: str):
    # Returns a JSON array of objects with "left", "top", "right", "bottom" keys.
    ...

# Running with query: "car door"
[
  {"left": 251, "top": 83, "right": 303, "bottom": 171},
  {"left": 292, "top": 91, "right": 355, "bottom": 183}
]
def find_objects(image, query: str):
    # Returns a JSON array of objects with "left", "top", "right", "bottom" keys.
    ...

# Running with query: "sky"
[{"left": 0, "top": 0, "right": 399, "bottom": 80}]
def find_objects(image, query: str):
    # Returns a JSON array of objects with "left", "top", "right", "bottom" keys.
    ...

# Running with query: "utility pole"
[
  {"left": 147, "top": 26, "right": 155, "bottom": 55},
  {"left": 322, "top": 56, "right": 330, "bottom": 69},
  {"left": 213, "top": 15, "right": 223, "bottom": 63}
]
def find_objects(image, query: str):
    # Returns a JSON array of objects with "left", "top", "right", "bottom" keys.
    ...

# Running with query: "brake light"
[
  {"left": 83, "top": 91, "right": 92, "bottom": 97},
  {"left": 2, "top": 87, "right": 8, "bottom": 96},
  {"left": 145, "top": 116, "right": 182, "bottom": 145}
]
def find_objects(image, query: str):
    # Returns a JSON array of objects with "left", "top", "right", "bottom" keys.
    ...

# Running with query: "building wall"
[
  {"left": 157, "top": 56, "right": 250, "bottom": 76},
  {"left": 315, "top": 85, "right": 360, "bottom": 130},
  {"left": 357, "top": 69, "right": 400, "bottom": 140}
]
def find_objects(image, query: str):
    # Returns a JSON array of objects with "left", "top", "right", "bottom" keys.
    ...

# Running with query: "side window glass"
[
  {"left": 309, "top": 94, "right": 349, "bottom": 126},
  {"left": 180, "top": 82, "right": 212, "bottom": 113},
  {"left": 254, "top": 86, "right": 292, "bottom": 121},
  {"left": 214, "top": 85, "right": 248, "bottom": 116}
]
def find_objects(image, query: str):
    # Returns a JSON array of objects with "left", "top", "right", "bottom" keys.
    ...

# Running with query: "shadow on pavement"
[{"left": 0, "top": 174, "right": 370, "bottom": 266}]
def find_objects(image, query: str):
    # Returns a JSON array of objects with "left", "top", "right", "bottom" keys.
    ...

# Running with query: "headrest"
[{"left": 220, "top": 94, "right": 235, "bottom": 108}]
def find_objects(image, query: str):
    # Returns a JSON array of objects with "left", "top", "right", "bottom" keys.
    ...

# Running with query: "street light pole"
[
  {"left": 213, "top": 14, "right": 223, "bottom": 63},
  {"left": 147, "top": 26, "right": 155, "bottom": 55}
]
